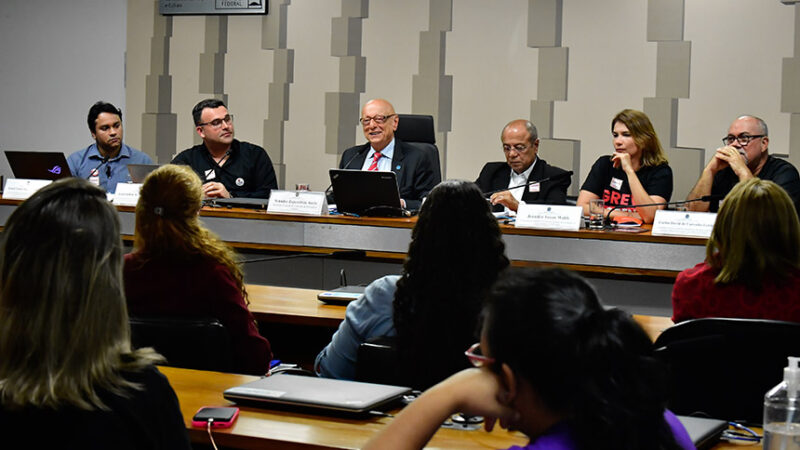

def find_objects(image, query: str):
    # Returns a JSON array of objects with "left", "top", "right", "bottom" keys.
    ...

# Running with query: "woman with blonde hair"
[
  {"left": 672, "top": 178, "right": 800, "bottom": 322},
  {"left": 124, "top": 164, "right": 271, "bottom": 374},
  {"left": 0, "top": 178, "right": 190, "bottom": 448},
  {"left": 577, "top": 109, "right": 673, "bottom": 224}
]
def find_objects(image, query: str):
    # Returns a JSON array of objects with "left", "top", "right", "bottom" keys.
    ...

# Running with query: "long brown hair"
[{"left": 612, "top": 109, "right": 668, "bottom": 167}]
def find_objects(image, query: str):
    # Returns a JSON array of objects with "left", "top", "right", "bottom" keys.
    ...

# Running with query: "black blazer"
[
  {"left": 475, "top": 158, "right": 571, "bottom": 211},
  {"left": 338, "top": 140, "right": 441, "bottom": 210}
]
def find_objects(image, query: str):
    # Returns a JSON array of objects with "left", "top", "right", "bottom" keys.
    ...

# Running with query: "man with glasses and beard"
[{"left": 172, "top": 98, "right": 277, "bottom": 198}]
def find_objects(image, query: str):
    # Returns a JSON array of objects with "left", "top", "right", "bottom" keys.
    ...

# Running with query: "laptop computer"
[
  {"left": 677, "top": 415, "right": 728, "bottom": 450},
  {"left": 127, "top": 164, "right": 160, "bottom": 183},
  {"left": 329, "top": 169, "right": 405, "bottom": 217},
  {"left": 5, "top": 151, "right": 72, "bottom": 180},
  {"left": 223, "top": 373, "right": 411, "bottom": 415}
]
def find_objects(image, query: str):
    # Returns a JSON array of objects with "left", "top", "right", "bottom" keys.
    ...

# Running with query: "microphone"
[
  {"left": 87, "top": 156, "right": 110, "bottom": 180},
  {"left": 241, "top": 249, "right": 367, "bottom": 264},
  {"left": 325, "top": 146, "right": 370, "bottom": 195},
  {"left": 603, "top": 195, "right": 723, "bottom": 228},
  {"left": 482, "top": 170, "right": 574, "bottom": 197}
]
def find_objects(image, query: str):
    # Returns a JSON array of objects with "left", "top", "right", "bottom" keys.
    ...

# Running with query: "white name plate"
[
  {"left": 2, "top": 178, "right": 52, "bottom": 200},
  {"left": 267, "top": 190, "right": 328, "bottom": 216},
  {"left": 515, "top": 204, "right": 583, "bottom": 231},
  {"left": 651, "top": 210, "right": 717, "bottom": 238},
  {"left": 112, "top": 183, "right": 142, "bottom": 206}
]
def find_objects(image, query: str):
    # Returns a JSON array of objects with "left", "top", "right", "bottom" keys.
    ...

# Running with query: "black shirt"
[
  {"left": 581, "top": 155, "right": 673, "bottom": 209},
  {"left": 711, "top": 155, "right": 800, "bottom": 212},
  {"left": 172, "top": 139, "right": 278, "bottom": 198}
]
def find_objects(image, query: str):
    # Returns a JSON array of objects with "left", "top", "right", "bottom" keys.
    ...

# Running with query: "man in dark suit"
[
  {"left": 475, "top": 119, "right": 571, "bottom": 212},
  {"left": 338, "top": 99, "right": 440, "bottom": 210}
]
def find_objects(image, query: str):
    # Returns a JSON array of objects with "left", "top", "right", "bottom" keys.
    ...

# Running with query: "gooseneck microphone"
[
  {"left": 482, "top": 170, "right": 574, "bottom": 197},
  {"left": 325, "top": 146, "right": 370, "bottom": 195},
  {"left": 603, "top": 195, "right": 723, "bottom": 228},
  {"left": 86, "top": 156, "right": 110, "bottom": 180}
]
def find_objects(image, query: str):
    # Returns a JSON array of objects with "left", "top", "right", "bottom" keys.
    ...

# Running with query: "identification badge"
[
  {"left": 204, "top": 169, "right": 216, "bottom": 181},
  {"left": 528, "top": 183, "right": 540, "bottom": 193},
  {"left": 610, "top": 177, "right": 623, "bottom": 190}
]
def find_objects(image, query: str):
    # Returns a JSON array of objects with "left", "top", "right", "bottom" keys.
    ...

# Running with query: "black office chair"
[
  {"left": 653, "top": 317, "right": 800, "bottom": 424},
  {"left": 395, "top": 114, "right": 442, "bottom": 180},
  {"left": 355, "top": 336, "right": 402, "bottom": 386},
  {"left": 129, "top": 316, "right": 233, "bottom": 373}
]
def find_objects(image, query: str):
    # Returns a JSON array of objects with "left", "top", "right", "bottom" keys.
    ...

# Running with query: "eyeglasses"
[
  {"left": 359, "top": 114, "right": 396, "bottom": 126},
  {"left": 198, "top": 115, "right": 233, "bottom": 129},
  {"left": 722, "top": 133, "right": 765, "bottom": 146},
  {"left": 465, "top": 343, "right": 495, "bottom": 368},
  {"left": 502, "top": 143, "right": 530, "bottom": 153}
]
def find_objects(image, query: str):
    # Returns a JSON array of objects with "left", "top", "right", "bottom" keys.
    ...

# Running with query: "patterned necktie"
[{"left": 367, "top": 152, "right": 382, "bottom": 171}]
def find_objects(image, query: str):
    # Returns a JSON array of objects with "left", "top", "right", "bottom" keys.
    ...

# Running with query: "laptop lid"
[
  {"left": 329, "top": 169, "right": 403, "bottom": 216},
  {"left": 223, "top": 373, "right": 411, "bottom": 414},
  {"left": 5, "top": 151, "right": 72, "bottom": 180},
  {"left": 127, "top": 164, "right": 160, "bottom": 183},
  {"left": 677, "top": 415, "right": 727, "bottom": 450}
]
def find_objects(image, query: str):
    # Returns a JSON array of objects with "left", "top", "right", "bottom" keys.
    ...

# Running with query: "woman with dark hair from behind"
[
  {"left": 124, "top": 164, "right": 271, "bottom": 375},
  {"left": 365, "top": 268, "right": 694, "bottom": 450},
  {"left": 672, "top": 178, "right": 800, "bottom": 322},
  {"left": 315, "top": 180, "right": 509, "bottom": 389},
  {"left": 0, "top": 178, "right": 191, "bottom": 448}
]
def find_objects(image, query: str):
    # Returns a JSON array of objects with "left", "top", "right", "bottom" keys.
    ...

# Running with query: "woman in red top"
[
  {"left": 672, "top": 178, "right": 800, "bottom": 323},
  {"left": 124, "top": 164, "right": 271, "bottom": 374}
]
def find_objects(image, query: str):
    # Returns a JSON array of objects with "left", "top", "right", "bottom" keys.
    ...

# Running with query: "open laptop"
[
  {"left": 329, "top": 169, "right": 405, "bottom": 217},
  {"left": 677, "top": 415, "right": 728, "bottom": 450},
  {"left": 223, "top": 373, "right": 411, "bottom": 415},
  {"left": 127, "top": 164, "right": 160, "bottom": 183},
  {"left": 5, "top": 151, "right": 72, "bottom": 180}
]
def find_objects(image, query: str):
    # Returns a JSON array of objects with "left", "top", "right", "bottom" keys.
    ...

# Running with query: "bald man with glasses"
[
  {"left": 172, "top": 98, "right": 277, "bottom": 198},
  {"left": 336, "top": 98, "right": 440, "bottom": 210},
  {"left": 686, "top": 115, "right": 800, "bottom": 213}
]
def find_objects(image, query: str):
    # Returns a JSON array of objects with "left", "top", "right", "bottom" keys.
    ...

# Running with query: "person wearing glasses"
[
  {"left": 67, "top": 101, "right": 154, "bottom": 193},
  {"left": 364, "top": 268, "right": 694, "bottom": 450},
  {"left": 577, "top": 109, "right": 672, "bottom": 224},
  {"left": 336, "top": 98, "right": 441, "bottom": 210},
  {"left": 172, "top": 98, "right": 278, "bottom": 198},
  {"left": 475, "top": 119, "right": 571, "bottom": 213},
  {"left": 686, "top": 115, "right": 800, "bottom": 213}
]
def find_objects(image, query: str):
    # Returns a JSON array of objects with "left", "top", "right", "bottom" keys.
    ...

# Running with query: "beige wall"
[{"left": 125, "top": 0, "right": 799, "bottom": 201}]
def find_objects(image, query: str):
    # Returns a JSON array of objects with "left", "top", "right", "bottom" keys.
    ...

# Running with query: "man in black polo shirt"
[
  {"left": 172, "top": 99, "right": 277, "bottom": 198},
  {"left": 686, "top": 115, "right": 800, "bottom": 213}
]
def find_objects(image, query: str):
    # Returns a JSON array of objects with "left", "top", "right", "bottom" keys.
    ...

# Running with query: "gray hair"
[
  {"left": 738, "top": 115, "right": 769, "bottom": 136},
  {"left": 501, "top": 120, "right": 539, "bottom": 144}
]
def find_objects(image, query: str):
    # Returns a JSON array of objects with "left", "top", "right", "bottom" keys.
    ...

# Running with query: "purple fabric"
[{"left": 503, "top": 410, "right": 696, "bottom": 450}]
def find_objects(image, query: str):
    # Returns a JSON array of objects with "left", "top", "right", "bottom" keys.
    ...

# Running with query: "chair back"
[
  {"left": 356, "top": 336, "right": 401, "bottom": 385},
  {"left": 129, "top": 316, "right": 233, "bottom": 372},
  {"left": 395, "top": 114, "right": 441, "bottom": 180},
  {"left": 653, "top": 317, "right": 800, "bottom": 423}
]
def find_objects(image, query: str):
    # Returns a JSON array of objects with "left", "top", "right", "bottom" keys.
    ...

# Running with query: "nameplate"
[
  {"left": 651, "top": 210, "right": 717, "bottom": 238},
  {"left": 112, "top": 183, "right": 142, "bottom": 206},
  {"left": 267, "top": 190, "right": 328, "bottom": 216},
  {"left": 515, "top": 204, "right": 583, "bottom": 231},
  {"left": 2, "top": 178, "right": 52, "bottom": 200}
]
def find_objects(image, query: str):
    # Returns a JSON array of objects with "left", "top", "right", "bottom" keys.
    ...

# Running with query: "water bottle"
[{"left": 764, "top": 357, "right": 800, "bottom": 450}]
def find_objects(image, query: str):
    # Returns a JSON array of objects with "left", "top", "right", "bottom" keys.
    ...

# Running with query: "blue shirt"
[
  {"left": 67, "top": 143, "right": 153, "bottom": 193},
  {"left": 360, "top": 138, "right": 396, "bottom": 172}
]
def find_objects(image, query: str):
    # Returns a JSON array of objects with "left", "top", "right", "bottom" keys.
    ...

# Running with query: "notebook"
[
  {"left": 127, "top": 164, "right": 160, "bottom": 183},
  {"left": 223, "top": 373, "right": 411, "bottom": 414},
  {"left": 329, "top": 169, "right": 405, "bottom": 217},
  {"left": 5, "top": 151, "right": 72, "bottom": 180},
  {"left": 677, "top": 415, "right": 727, "bottom": 450}
]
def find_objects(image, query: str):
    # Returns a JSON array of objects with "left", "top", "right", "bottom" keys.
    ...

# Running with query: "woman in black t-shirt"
[{"left": 577, "top": 109, "right": 673, "bottom": 224}]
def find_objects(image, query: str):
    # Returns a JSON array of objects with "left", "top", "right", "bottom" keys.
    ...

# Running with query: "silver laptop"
[
  {"left": 677, "top": 415, "right": 727, "bottom": 450},
  {"left": 127, "top": 164, "right": 160, "bottom": 183},
  {"left": 223, "top": 373, "right": 411, "bottom": 414}
]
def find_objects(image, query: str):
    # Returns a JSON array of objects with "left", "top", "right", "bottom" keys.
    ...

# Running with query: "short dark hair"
[
  {"left": 192, "top": 99, "right": 227, "bottom": 126},
  {"left": 87, "top": 102, "right": 122, "bottom": 133}
]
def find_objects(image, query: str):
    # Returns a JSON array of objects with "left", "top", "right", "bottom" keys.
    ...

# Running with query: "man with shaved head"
[
  {"left": 475, "top": 119, "right": 571, "bottom": 212},
  {"left": 686, "top": 115, "right": 800, "bottom": 213},
  {"left": 337, "top": 99, "right": 440, "bottom": 210}
]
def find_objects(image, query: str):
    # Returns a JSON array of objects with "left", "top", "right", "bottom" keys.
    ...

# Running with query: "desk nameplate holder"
[
  {"left": 268, "top": 190, "right": 328, "bottom": 216},
  {"left": 515, "top": 204, "right": 583, "bottom": 231},
  {"left": 2, "top": 178, "right": 52, "bottom": 200},
  {"left": 651, "top": 210, "right": 717, "bottom": 238},
  {"left": 112, "top": 183, "right": 142, "bottom": 206}
]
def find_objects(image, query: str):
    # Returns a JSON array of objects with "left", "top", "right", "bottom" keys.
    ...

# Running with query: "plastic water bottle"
[{"left": 764, "top": 357, "right": 800, "bottom": 450}]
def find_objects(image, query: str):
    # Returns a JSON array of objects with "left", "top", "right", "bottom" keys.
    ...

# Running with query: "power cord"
[
  {"left": 721, "top": 421, "right": 762, "bottom": 444},
  {"left": 206, "top": 418, "right": 219, "bottom": 450}
]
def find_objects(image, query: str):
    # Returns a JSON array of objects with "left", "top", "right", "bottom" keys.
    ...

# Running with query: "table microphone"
[
  {"left": 324, "top": 146, "right": 370, "bottom": 195},
  {"left": 241, "top": 249, "right": 366, "bottom": 264},
  {"left": 86, "top": 156, "right": 110, "bottom": 180},
  {"left": 603, "top": 195, "right": 723, "bottom": 228},
  {"left": 482, "top": 170, "right": 574, "bottom": 197}
]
